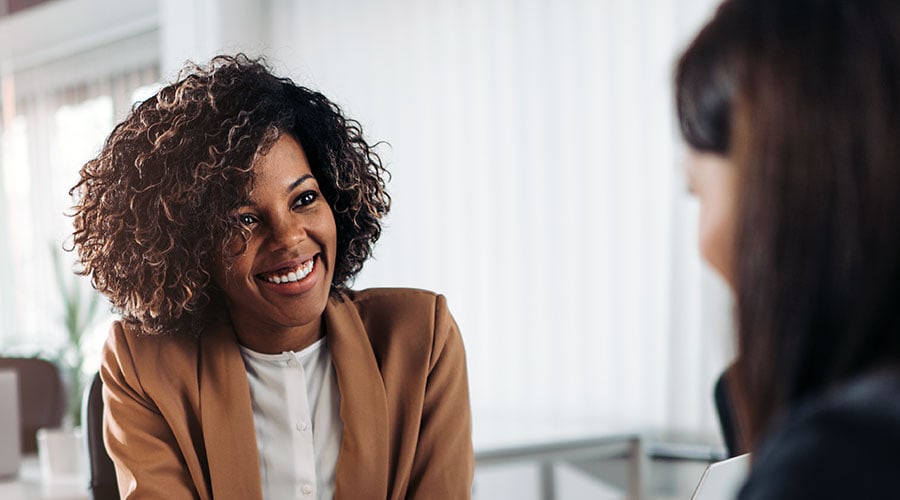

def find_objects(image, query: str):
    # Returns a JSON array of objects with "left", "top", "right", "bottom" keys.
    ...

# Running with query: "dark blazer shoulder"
[{"left": 738, "top": 370, "right": 900, "bottom": 500}]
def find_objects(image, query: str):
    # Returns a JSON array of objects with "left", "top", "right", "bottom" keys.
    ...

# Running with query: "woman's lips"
[
  {"left": 257, "top": 256, "right": 316, "bottom": 284},
  {"left": 255, "top": 255, "right": 321, "bottom": 296}
]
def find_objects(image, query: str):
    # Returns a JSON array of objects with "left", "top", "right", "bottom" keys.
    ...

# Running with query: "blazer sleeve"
[
  {"left": 100, "top": 323, "right": 204, "bottom": 500},
  {"left": 406, "top": 295, "right": 475, "bottom": 499}
]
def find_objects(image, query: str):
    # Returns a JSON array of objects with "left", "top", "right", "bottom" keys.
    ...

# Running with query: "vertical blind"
[{"left": 275, "top": 0, "right": 734, "bottom": 437}]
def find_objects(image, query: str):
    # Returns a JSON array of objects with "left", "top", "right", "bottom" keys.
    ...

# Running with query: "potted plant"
[
  {"left": 39, "top": 244, "right": 103, "bottom": 481},
  {"left": 51, "top": 244, "right": 102, "bottom": 427}
]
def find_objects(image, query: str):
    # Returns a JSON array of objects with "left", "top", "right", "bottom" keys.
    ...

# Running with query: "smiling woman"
[{"left": 69, "top": 54, "right": 473, "bottom": 500}]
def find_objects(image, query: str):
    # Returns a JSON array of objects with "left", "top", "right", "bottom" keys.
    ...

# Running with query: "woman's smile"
[
  {"left": 258, "top": 256, "right": 315, "bottom": 284},
  {"left": 256, "top": 254, "right": 321, "bottom": 294}
]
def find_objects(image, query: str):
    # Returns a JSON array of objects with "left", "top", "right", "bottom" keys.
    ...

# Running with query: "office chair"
[
  {"left": 0, "top": 357, "right": 66, "bottom": 453},
  {"left": 713, "top": 365, "right": 743, "bottom": 458},
  {"left": 82, "top": 371, "right": 119, "bottom": 500}
]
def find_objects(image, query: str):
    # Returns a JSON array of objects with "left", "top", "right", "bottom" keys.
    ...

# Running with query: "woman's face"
[
  {"left": 214, "top": 134, "right": 337, "bottom": 352},
  {"left": 684, "top": 148, "right": 738, "bottom": 285}
]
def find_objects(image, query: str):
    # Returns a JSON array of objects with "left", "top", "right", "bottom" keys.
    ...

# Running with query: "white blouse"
[{"left": 239, "top": 337, "right": 342, "bottom": 500}]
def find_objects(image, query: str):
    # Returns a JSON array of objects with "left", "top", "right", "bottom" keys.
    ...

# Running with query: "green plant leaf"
[{"left": 49, "top": 241, "right": 105, "bottom": 426}]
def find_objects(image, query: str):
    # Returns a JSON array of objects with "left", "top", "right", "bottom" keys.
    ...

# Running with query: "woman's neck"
[{"left": 231, "top": 316, "right": 325, "bottom": 354}]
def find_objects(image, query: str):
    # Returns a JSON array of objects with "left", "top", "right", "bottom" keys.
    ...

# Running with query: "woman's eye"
[
  {"left": 294, "top": 191, "right": 319, "bottom": 208},
  {"left": 238, "top": 214, "right": 258, "bottom": 226}
]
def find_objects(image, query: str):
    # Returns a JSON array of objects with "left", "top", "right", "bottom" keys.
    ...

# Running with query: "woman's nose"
[{"left": 267, "top": 215, "right": 305, "bottom": 250}]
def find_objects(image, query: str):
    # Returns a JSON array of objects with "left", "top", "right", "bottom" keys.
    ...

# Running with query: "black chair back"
[
  {"left": 82, "top": 371, "right": 119, "bottom": 500},
  {"left": 714, "top": 366, "right": 742, "bottom": 458}
]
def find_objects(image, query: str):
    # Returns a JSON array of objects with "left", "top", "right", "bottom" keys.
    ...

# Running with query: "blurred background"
[{"left": 0, "top": 0, "right": 734, "bottom": 497}]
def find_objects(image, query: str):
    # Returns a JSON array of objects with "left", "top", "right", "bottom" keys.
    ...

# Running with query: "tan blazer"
[{"left": 101, "top": 288, "right": 474, "bottom": 499}]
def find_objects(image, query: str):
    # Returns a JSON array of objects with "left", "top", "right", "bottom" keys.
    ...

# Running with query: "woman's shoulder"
[
  {"left": 343, "top": 287, "right": 444, "bottom": 304},
  {"left": 102, "top": 320, "right": 203, "bottom": 389},
  {"left": 337, "top": 287, "right": 459, "bottom": 346},
  {"left": 341, "top": 287, "right": 451, "bottom": 320},
  {"left": 105, "top": 320, "right": 200, "bottom": 357},
  {"left": 738, "top": 370, "right": 900, "bottom": 499}
]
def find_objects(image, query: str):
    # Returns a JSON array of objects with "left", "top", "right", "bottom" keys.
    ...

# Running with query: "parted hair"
[
  {"left": 677, "top": 0, "right": 900, "bottom": 449},
  {"left": 71, "top": 54, "right": 390, "bottom": 336}
]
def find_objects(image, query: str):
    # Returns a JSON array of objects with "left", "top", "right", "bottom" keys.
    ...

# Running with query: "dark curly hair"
[{"left": 70, "top": 54, "right": 390, "bottom": 336}]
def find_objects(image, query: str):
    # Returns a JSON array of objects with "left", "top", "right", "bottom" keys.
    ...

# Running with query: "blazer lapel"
[
  {"left": 325, "top": 294, "right": 391, "bottom": 498},
  {"left": 199, "top": 318, "right": 263, "bottom": 500}
]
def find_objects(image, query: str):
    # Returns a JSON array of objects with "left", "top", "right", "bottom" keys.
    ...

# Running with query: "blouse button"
[{"left": 301, "top": 483, "right": 312, "bottom": 495}]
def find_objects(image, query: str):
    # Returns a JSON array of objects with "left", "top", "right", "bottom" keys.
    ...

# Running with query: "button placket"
[{"left": 287, "top": 351, "right": 317, "bottom": 499}]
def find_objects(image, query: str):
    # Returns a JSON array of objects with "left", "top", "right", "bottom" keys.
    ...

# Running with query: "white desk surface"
[
  {"left": 474, "top": 415, "right": 643, "bottom": 460},
  {"left": 0, "top": 455, "right": 89, "bottom": 500}
]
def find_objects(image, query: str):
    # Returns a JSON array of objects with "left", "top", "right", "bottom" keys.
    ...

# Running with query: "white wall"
[{"left": 266, "top": 0, "right": 733, "bottom": 435}]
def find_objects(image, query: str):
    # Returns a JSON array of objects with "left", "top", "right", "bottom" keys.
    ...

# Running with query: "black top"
[{"left": 738, "top": 369, "right": 900, "bottom": 499}]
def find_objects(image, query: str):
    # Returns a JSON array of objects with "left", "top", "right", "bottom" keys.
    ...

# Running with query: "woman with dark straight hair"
[{"left": 676, "top": 0, "right": 900, "bottom": 497}]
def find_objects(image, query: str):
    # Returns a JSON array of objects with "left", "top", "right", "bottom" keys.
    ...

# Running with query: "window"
[{"left": 0, "top": 66, "right": 159, "bottom": 378}]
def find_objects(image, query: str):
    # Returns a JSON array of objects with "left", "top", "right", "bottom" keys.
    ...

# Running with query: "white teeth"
[{"left": 262, "top": 259, "right": 314, "bottom": 284}]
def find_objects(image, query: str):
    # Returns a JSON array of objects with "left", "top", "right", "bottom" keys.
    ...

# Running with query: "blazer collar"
[
  {"left": 197, "top": 296, "right": 390, "bottom": 500},
  {"left": 198, "top": 315, "right": 263, "bottom": 499},
  {"left": 325, "top": 292, "right": 391, "bottom": 498}
]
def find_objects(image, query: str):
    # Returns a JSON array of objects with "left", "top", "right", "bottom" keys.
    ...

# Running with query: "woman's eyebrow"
[
  {"left": 288, "top": 174, "right": 314, "bottom": 193},
  {"left": 235, "top": 174, "right": 315, "bottom": 208}
]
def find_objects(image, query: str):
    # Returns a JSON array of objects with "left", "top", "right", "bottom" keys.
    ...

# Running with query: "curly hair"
[{"left": 70, "top": 54, "right": 390, "bottom": 336}]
